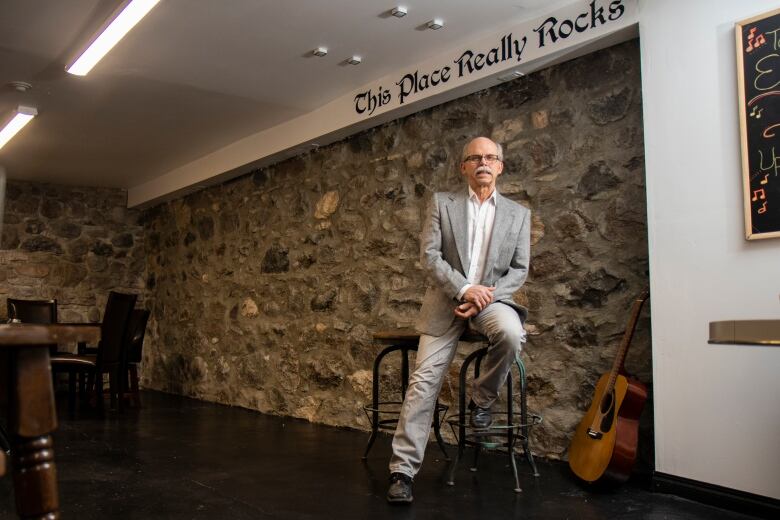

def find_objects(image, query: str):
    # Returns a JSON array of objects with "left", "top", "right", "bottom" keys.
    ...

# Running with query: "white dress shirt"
[{"left": 456, "top": 187, "right": 497, "bottom": 300}]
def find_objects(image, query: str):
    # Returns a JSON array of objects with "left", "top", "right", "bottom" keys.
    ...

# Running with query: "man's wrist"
[{"left": 456, "top": 284, "right": 472, "bottom": 301}]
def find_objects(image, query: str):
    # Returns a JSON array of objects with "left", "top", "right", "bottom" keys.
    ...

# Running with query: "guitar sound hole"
[
  {"left": 600, "top": 391, "right": 613, "bottom": 414},
  {"left": 599, "top": 391, "right": 615, "bottom": 432}
]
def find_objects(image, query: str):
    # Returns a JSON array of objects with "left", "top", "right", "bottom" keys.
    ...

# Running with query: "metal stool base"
[{"left": 445, "top": 347, "right": 542, "bottom": 491}]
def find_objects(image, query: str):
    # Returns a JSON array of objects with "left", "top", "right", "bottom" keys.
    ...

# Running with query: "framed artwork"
[{"left": 736, "top": 7, "right": 780, "bottom": 239}]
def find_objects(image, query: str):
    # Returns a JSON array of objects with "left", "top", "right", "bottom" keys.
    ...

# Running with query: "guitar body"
[
  {"left": 569, "top": 373, "right": 626, "bottom": 482},
  {"left": 568, "top": 373, "right": 648, "bottom": 484}
]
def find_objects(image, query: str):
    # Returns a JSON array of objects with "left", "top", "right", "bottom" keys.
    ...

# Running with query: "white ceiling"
[{"left": 0, "top": 0, "right": 569, "bottom": 191}]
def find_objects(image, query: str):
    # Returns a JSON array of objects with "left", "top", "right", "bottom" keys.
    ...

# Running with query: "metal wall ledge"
[{"left": 709, "top": 320, "right": 780, "bottom": 346}]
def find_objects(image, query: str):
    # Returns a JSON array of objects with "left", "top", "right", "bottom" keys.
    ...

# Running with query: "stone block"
[
  {"left": 314, "top": 191, "right": 340, "bottom": 219},
  {"left": 14, "top": 263, "right": 50, "bottom": 278},
  {"left": 531, "top": 110, "right": 549, "bottom": 129}
]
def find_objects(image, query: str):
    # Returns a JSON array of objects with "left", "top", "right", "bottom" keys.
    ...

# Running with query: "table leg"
[{"left": 11, "top": 346, "right": 59, "bottom": 519}]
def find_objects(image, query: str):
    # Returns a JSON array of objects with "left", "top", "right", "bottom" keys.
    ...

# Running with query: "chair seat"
[{"left": 50, "top": 354, "right": 97, "bottom": 368}]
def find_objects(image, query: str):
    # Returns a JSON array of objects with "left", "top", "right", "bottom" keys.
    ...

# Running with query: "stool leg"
[
  {"left": 433, "top": 401, "right": 449, "bottom": 460},
  {"left": 517, "top": 355, "right": 540, "bottom": 477},
  {"left": 362, "top": 430, "right": 378, "bottom": 460},
  {"left": 471, "top": 446, "right": 480, "bottom": 472},
  {"left": 400, "top": 346, "right": 410, "bottom": 397},
  {"left": 446, "top": 445, "right": 463, "bottom": 486},
  {"left": 507, "top": 373, "right": 521, "bottom": 492},
  {"left": 363, "top": 344, "right": 402, "bottom": 459},
  {"left": 510, "top": 447, "right": 522, "bottom": 493},
  {"left": 362, "top": 347, "right": 384, "bottom": 460}
]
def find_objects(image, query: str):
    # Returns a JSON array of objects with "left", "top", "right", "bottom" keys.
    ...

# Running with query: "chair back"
[
  {"left": 98, "top": 292, "right": 137, "bottom": 367},
  {"left": 7, "top": 298, "right": 58, "bottom": 354},
  {"left": 7, "top": 298, "right": 57, "bottom": 324},
  {"left": 125, "top": 309, "right": 150, "bottom": 364}
]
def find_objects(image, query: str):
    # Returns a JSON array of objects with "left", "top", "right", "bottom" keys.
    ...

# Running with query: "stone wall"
[
  {"left": 0, "top": 181, "right": 145, "bottom": 322},
  {"left": 142, "top": 39, "right": 650, "bottom": 461}
]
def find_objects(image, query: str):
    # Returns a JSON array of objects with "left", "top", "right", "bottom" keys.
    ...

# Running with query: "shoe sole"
[{"left": 387, "top": 496, "right": 413, "bottom": 504}]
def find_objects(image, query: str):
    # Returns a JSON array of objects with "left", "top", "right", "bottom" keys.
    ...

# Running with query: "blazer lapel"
[
  {"left": 446, "top": 190, "right": 470, "bottom": 274},
  {"left": 483, "top": 193, "right": 515, "bottom": 272}
]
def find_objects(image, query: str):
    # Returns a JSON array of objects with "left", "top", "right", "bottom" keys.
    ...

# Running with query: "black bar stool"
[
  {"left": 362, "top": 330, "right": 449, "bottom": 460},
  {"left": 446, "top": 346, "right": 542, "bottom": 492}
]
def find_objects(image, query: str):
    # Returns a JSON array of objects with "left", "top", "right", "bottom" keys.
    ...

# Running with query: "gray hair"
[{"left": 461, "top": 139, "right": 503, "bottom": 162}]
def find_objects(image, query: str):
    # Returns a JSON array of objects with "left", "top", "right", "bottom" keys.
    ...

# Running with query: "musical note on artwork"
[
  {"left": 752, "top": 188, "right": 766, "bottom": 201},
  {"left": 746, "top": 27, "right": 768, "bottom": 52},
  {"left": 758, "top": 201, "right": 768, "bottom": 214},
  {"left": 760, "top": 173, "right": 769, "bottom": 185},
  {"left": 750, "top": 106, "right": 763, "bottom": 118},
  {"left": 763, "top": 123, "right": 780, "bottom": 138}
]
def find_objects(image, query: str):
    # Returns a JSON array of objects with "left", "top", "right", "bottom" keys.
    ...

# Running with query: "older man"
[{"left": 387, "top": 137, "right": 531, "bottom": 503}]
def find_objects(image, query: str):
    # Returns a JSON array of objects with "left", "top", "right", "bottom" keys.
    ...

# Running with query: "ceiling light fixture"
[
  {"left": 427, "top": 18, "right": 444, "bottom": 30},
  {"left": 7, "top": 81, "right": 32, "bottom": 93},
  {"left": 66, "top": 0, "right": 161, "bottom": 76},
  {"left": 391, "top": 6, "right": 408, "bottom": 17},
  {"left": 0, "top": 106, "right": 37, "bottom": 151},
  {"left": 347, "top": 56, "right": 362, "bottom": 65},
  {"left": 312, "top": 47, "right": 328, "bottom": 57}
]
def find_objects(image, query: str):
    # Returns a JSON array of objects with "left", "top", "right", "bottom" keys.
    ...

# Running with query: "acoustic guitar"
[{"left": 568, "top": 291, "right": 649, "bottom": 484}]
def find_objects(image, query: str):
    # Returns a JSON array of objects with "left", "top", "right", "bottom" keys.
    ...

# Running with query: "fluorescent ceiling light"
[
  {"left": 391, "top": 6, "right": 407, "bottom": 17},
  {"left": 313, "top": 47, "right": 328, "bottom": 57},
  {"left": 67, "top": 0, "right": 161, "bottom": 76},
  {"left": 347, "top": 56, "right": 362, "bottom": 65},
  {"left": 0, "top": 106, "right": 37, "bottom": 151}
]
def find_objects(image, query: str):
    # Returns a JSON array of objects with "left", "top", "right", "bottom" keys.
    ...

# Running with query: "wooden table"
[{"left": 0, "top": 322, "right": 100, "bottom": 519}]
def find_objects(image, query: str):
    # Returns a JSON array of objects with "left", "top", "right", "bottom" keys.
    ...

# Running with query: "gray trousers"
[{"left": 389, "top": 302, "right": 526, "bottom": 478}]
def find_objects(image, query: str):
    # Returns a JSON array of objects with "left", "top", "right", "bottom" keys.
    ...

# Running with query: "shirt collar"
[{"left": 468, "top": 186, "right": 498, "bottom": 204}]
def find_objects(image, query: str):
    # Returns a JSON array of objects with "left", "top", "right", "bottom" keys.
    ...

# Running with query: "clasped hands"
[{"left": 454, "top": 285, "right": 495, "bottom": 319}]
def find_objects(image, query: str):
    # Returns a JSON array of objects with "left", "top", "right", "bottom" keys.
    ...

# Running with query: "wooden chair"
[
  {"left": 50, "top": 292, "right": 137, "bottom": 414},
  {"left": 124, "top": 309, "right": 150, "bottom": 407},
  {"left": 6, "top": 298, "right": 57, "bottom": 324},
  {"left": 6, "top": 298, "right": 60, "bottom": 355}
]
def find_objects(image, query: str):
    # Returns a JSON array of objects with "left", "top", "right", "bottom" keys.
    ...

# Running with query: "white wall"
[{"left": 639, "top": 0, "right": 780, "bottom": 499}]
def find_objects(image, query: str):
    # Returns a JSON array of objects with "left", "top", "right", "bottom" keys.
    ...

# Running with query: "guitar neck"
[{"left": 606, "top": 291, "right": 649, "bottom": 392}]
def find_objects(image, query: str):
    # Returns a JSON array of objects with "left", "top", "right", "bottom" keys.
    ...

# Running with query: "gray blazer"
[{"left": 415, "top": 189, "right": 531, "bottom": 337}]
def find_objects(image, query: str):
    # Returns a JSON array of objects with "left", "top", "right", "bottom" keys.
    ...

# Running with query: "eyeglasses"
[{"left": 463, "top": 154, "right": 502, "bottom": 164}]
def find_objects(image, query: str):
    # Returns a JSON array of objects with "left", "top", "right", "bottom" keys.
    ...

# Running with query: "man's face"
[{"left": 460, "top": 138, "right": 504, "bottom": 191}]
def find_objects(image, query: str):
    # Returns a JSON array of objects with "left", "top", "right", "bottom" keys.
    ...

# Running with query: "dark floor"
[{"left": 0, "top": 391, "right": 759, "bottom": 519}]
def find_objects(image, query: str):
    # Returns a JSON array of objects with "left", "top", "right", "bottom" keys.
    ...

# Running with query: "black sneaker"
[
  {"left": 387, "top": 472, "right": 413, "bottom": 503},
  {"left": 469, "top": 403, "right": 493, "bottom": 429}
]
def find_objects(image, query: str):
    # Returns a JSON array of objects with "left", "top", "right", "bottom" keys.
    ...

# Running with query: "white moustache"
[{"left": 476, "top": 166, "right": 493, "bottom": 174}]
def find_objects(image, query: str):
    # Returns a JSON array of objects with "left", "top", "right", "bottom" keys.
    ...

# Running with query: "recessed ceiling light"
[
  {"left": 66, "top": 0, "right": 161, "bottom": 76},
  {"left": 347, "top": 56, "right": 362, "bottom": 65},
  {"left": 0, "top": 106, "right": 37, "bottom": 151},
  {"left": 7, "top": 81, "right": 32, "bottom": 93},
  {"left": 391, "top": 6, "right": 407, "bottom": 17},
  {"left": 427, "top": 18, "right": 444, "bottom": 30},
  {"left": 313, "top": 47, "right": 328, "bottom": 57}
]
